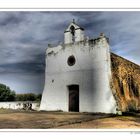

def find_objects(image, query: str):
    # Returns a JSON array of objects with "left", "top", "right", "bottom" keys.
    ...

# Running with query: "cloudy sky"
[{"left": 0, "top": 11, "right": 140, "bottom": 94}]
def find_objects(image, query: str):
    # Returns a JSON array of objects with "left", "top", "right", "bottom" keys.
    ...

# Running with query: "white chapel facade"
[{"left": 40, "top": 20, "right": 117, "bottom": 113}]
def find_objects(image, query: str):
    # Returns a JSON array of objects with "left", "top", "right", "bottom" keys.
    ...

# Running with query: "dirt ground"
[{"left": 0, "top": 109, "right": 140, "bottom": 129}]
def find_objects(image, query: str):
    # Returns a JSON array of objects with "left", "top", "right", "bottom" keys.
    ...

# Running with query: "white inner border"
[{"left": 0, "top": 0, "right": 140, "bottom": 9}]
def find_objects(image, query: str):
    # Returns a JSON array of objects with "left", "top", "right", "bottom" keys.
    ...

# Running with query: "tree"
[
  {"left": 0, "top": 83, "right": 16, "bottom": 101},
  {"left": 16, "top": 93, "right": 42, "bottom": 102},
  {"left": 35, "top": 94, "right": 42, "bottom": 101}
]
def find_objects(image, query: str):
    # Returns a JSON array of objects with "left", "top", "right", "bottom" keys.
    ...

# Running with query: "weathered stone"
[{"left": 111, "top": 53, "right": 140, "bottom": 112}]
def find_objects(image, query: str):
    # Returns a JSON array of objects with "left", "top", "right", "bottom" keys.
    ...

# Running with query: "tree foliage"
[
  {"left": 0, "top": 83, "right": 16, "bottom": 101},
  {"left": 16, "top": 93, "right": 42, "bottom": 102},
  {"left": 0, "top": 83, "right": 42, "bottom": 102}
]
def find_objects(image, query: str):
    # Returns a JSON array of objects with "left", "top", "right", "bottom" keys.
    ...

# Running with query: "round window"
[{"left": 67, "top": 55, "right": 76, "bottom": 66}]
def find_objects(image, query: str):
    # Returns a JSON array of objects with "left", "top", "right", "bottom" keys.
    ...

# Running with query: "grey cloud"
[{"left": 0, "top": 62, "right": 45, "bottom": 74}]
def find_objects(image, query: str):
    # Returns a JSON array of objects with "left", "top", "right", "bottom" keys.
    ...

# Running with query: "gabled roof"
[{"left": 64, "top": 20, "right": 84, "bottom": 33}]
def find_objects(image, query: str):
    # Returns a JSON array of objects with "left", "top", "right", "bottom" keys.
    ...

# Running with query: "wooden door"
[{"left": 68, "top": 85, "right": 79, "bottom": 112}]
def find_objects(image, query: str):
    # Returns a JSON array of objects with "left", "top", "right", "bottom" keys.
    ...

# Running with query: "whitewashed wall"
[
  {"left": 64, "top": 22, "right": 84, "bottom": 44},
  {"left": 0, "top": 102, "right": 40, "bottom": 110},
  {"left": 40, "top": 36, "right": 117, "bottom": 113}
]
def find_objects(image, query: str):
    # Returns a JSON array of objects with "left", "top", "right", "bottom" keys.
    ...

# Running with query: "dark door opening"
[{"left": 68, "top": 85, "right": 79, "bottom": 112}]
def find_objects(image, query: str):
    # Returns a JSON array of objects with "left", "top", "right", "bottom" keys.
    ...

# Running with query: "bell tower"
[{"left": 64, "top": 19, "right": 85, "bottom": 44}]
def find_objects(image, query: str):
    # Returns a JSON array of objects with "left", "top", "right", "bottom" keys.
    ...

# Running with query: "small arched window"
[{"left": 70, "top": 25, "right": 75, "bottom": 43}]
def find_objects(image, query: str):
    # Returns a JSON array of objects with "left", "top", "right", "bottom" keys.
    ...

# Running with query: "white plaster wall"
[
  {"left": 64, "top": 22, "right": 84, "bottom": 44},
  {"left": 0, "top": 102, "right": 40, "bottom": 110},
  {"left": 75, "top": 29, "right": 84, "bottom": 42},
  {"left": 40, "top": 37, "right": 117, "bottom": 113},
  {"left": 64, "top": 32, "right": 72, "bottom": 44}
]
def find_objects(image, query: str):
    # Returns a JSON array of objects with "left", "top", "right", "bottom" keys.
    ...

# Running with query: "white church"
[{"left": 40, "top": 20, "right": 117, "bottom": 113}]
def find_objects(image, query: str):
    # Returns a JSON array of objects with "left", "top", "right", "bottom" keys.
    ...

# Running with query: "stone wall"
[{"left": 111, "top": 53, "right": 140, "bottom": 112}]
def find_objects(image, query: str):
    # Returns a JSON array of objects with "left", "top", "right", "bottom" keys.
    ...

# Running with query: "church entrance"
[{"left": 68, "top": 85, "right": 79, "bottom": 112}]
